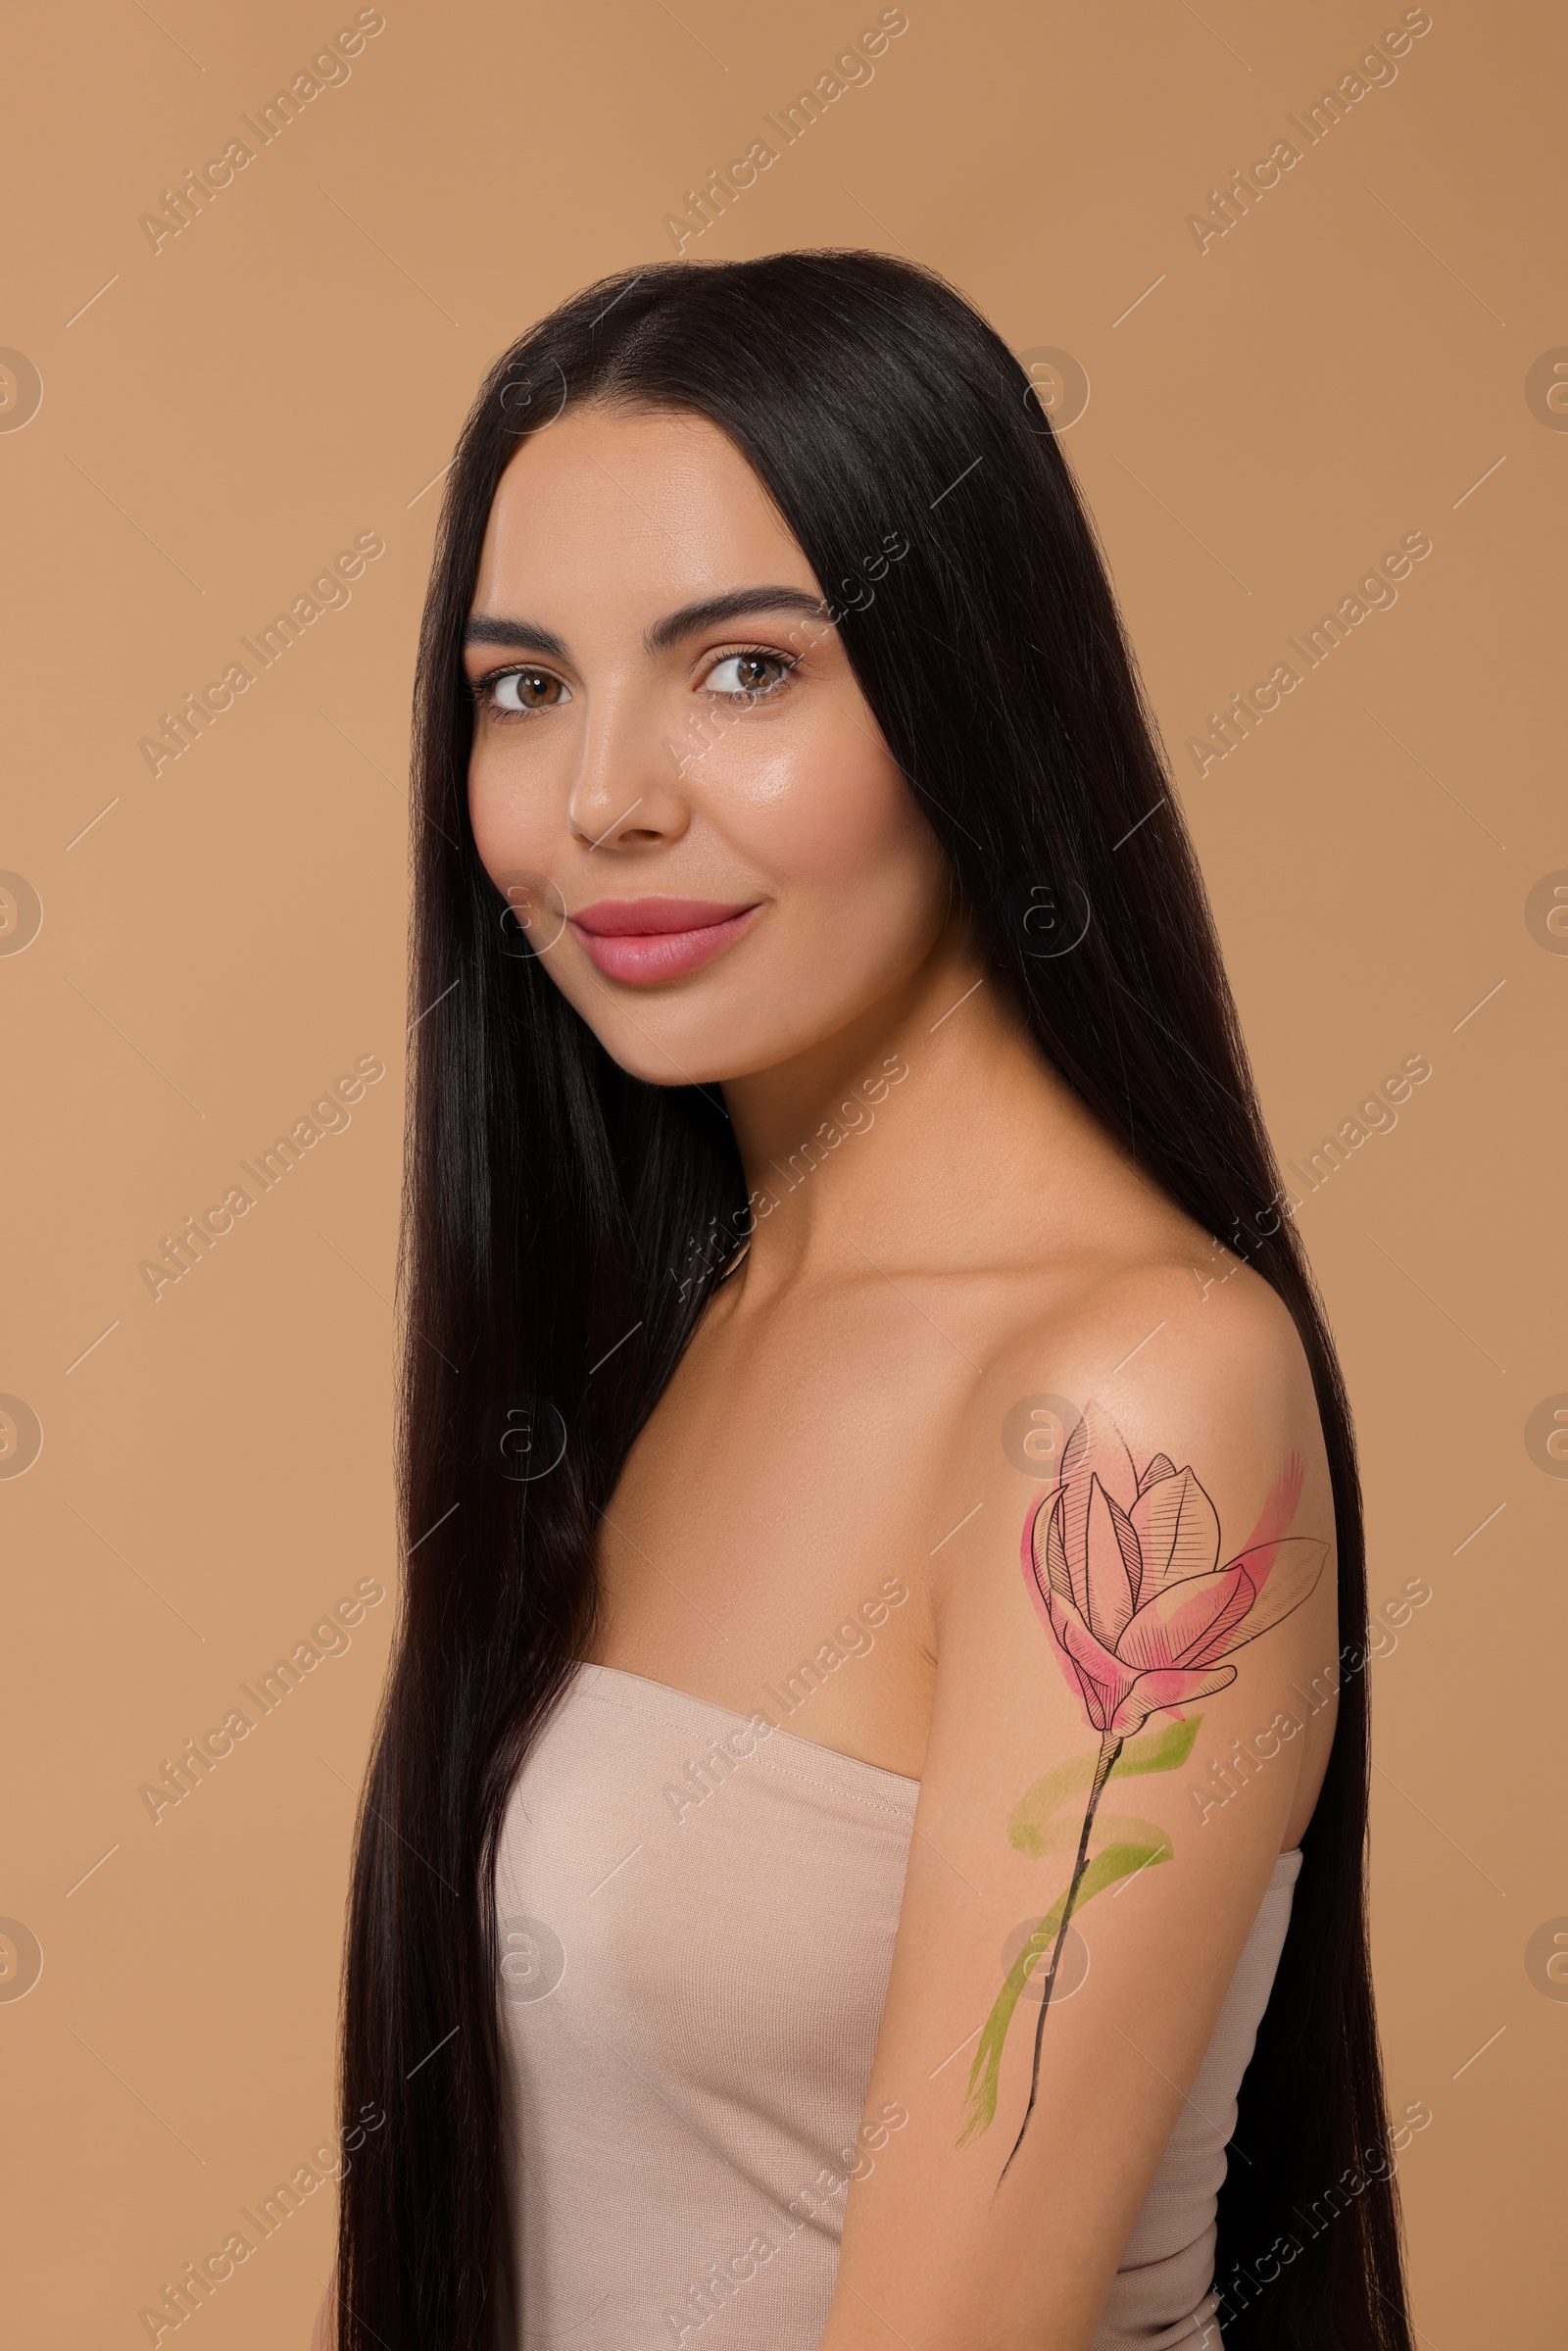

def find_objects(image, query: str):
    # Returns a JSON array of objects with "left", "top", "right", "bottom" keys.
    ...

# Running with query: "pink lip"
[{"left": 568, "top": 896, "right": 762, "bottom": 984}]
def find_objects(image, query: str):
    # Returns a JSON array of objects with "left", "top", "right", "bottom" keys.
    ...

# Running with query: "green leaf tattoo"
[
  {"left": 1006, "top": 1715, "right": 1200, "bottom": 1855},
  {"left": 956, "top": 1716, "right": 1199, "bottom": 2151}
]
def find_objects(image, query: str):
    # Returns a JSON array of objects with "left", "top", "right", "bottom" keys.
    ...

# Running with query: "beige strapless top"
[{"left": 494, "top": 1662, "right": 1301, "bottom": 2350}]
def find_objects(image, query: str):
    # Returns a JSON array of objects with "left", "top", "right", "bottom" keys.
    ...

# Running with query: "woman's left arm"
[{"left": 821, "top": 1277, "right": 1340, "bottom": 2351}]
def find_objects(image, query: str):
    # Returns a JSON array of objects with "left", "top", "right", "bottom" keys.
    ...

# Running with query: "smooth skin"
[{"left": 322, "top": 404, "right": 1341, "bottom": 2351}]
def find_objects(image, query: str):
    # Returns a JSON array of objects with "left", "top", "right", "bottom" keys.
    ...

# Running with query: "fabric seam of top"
[{"left": 748, "top": 1753, "right": 919, "bottom": 1820}]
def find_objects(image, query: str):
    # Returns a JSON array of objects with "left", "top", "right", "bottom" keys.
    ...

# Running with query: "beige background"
[{"left": 2, "top": 0, "right": 1562, "bottom": 2341}]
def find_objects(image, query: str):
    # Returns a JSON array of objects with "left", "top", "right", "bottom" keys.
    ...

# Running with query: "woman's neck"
[{"left": 719, "top": 913, "right": 1168, "bottom": 1298}]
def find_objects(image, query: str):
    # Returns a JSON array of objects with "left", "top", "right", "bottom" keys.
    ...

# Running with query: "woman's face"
[{"left": 464, "top": 404, "right": 953, "bottom": 1086}]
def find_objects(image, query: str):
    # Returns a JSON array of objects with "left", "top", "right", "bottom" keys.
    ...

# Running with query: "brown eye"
[
  {"left": 707, "top": 652, "right": 792, "bottom": 697},
  {"left": 490, "top": 668, "right": 569, "bottom": 713}
]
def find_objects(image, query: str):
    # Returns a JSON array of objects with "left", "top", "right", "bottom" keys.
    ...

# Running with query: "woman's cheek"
[
  {"left": 703, "top": 712, "right": 916, "bottom": 880},
  {"left": 468, "top": 759, "right": 554, "bottom": 887}
]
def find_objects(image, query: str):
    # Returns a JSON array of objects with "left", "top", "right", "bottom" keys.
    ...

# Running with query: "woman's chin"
[
  {"left": 577, "top": 997, "right": 823, "bottom": 1091},
  {"left": 573, "top": 1004, "right": 767, "bottom": 1089}
]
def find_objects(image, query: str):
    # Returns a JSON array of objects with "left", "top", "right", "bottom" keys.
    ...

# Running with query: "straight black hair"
[{"left": 336, "top": 251, "right": 1412, "bottom": 2350}]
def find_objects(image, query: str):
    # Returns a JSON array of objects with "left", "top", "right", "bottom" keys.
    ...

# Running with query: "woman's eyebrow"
[
  {"left": 465, "top": 614, "right": 568, "bottom": 658},
  {"left": 463, "top": 586, "right": 829, "bottom": 665},
  {"left": 642, "top": 586, "right": 829, "bottom": 654}
]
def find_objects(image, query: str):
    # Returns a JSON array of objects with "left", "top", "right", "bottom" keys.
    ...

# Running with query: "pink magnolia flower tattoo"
[{"left": 999, "top": 1398, "right": 1326, "bottom": 2180}]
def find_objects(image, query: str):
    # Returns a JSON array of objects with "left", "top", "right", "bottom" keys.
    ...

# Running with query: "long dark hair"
[{"left": 336, "top": 252, "right": 1411, "bottom": 2350}]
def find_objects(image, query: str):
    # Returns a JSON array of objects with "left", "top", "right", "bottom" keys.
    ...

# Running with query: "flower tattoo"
[{"left": 972, "top": 1398, "right": 1326, "bottom": 2181}]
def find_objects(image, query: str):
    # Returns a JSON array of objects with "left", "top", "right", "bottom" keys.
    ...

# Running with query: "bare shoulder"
[
  {"left": 921, "top": 1242, "right": 1335, "bottom": 1648},
  {"left": 1022, "top": 1247, "right": 1320, "bottom": 1466},
  {"left": 830, "top": 1239, "right": 1343, "bottom": 2331}
]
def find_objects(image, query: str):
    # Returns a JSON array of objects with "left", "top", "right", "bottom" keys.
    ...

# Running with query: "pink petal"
[
  {"left": 1043, "top": 1492, "right": 1074, "bottom": 1604},
  {"left": 1084, "top": 1477, "right": 1143, "bottom": 1642},
  {"left": 1186, "top": 1537, "right": 1328, "bottom": 1666},
  {"left": 1019, "top": 1492, "right": 1054, "bottom": 1634},
  {"left": 1048, "top": 1589, "right": 1127, "bottom": 1687},
  {"left": 1236, "top": 1453, "right": 1306, "bottom": 1580},
  {"left": 1178, "top": 1564, "right": 1258, "bottom": 1663},
  {"left": 1058, "top": 1401, "right": 1139, "bottom": 1602},
  {"left": 1116, "top": 1565, "right": 1247, "bottom": 1673},
  {"left": 1129, "top": 1465, "right": 1221, "bottom": 1594},
  {"left": 1108, "top": 1661, "right": 1237, "bottom": 1738},
  {"left": 1018, "top": 1533, "right": 1104, "bottom": 1726},
  {"left": 1045, "top": 1590, "right": 1133, "bottom": 1733},
  {"left": 1136, "top": 1450, "right": 1177, "bottom": 1498}
]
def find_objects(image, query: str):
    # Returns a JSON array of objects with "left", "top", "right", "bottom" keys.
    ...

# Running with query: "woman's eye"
[
  {"left": 487, "top": 668, "right": 569, "bottom": 713},
  {"left": 706, "top": 652, "right": 793, "bottom": 698}
]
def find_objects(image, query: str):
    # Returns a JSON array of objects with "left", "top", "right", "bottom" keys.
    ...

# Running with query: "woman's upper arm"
[{"left": 823, "top": 1270, "right": 1339, "bottom": 2351}]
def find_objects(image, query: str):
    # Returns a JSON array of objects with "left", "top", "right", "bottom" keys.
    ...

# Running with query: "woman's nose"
[{"left": 565, "top": 695, "right": 691, "bottom": 853}]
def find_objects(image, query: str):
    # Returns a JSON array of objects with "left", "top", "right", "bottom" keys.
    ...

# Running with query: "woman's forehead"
[{"left": 471, "top": 404, "right": 810, "bottom": 619}]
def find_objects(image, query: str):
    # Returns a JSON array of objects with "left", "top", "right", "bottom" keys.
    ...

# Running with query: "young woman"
[{"left": 326, "top": 253, "right": 1413, "bottom": 2350}]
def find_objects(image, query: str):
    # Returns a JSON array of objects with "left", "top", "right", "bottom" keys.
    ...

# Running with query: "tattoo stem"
[{"left": 998, "top": 1727, "right": 1123, "bottom": 2184}]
